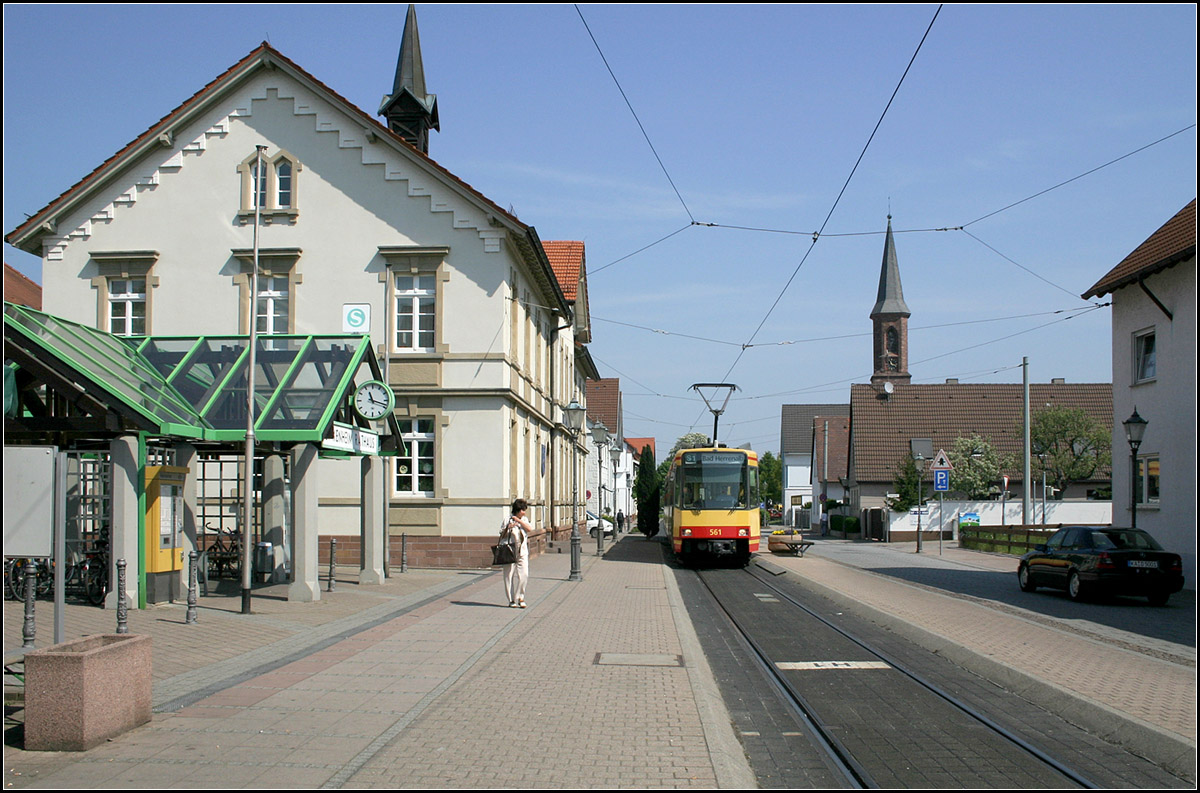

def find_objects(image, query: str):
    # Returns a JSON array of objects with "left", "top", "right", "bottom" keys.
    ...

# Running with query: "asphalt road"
[{"left": 809, "top": 540, "right": 1196, "bottom": 649}]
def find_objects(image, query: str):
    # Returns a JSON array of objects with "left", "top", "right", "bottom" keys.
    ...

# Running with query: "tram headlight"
[
  {"left": 682, "top": 528, "right": 693, "bottom": 537},
  {"left": 738, "top": 528, "right": 748, "bottom": 537}
]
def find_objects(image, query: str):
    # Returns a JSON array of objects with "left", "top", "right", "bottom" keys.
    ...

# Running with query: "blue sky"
[{"left": 4, "top": 4, "right": 1196, "bottom": 456}]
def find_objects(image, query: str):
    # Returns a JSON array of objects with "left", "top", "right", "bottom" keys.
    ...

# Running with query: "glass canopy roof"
[{"left": 5, "top": 303, "right": 381, "bottom": 446}]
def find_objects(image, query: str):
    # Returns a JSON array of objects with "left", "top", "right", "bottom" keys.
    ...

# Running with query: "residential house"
[
  {"left": 1082, "top": 198, "right": 1196, "bottom": 587},
  {"left": 585, "top": 377, "right": 623, "bottom": 518},
  {"left": 848, "top": 381, "right": 1113, "bottom": 513},
  {"left": 780, "top": 404, "right": 849, "bottom": 526},
  {"left": 846, "top": 215, "right": 1111, "bottom": 528}
]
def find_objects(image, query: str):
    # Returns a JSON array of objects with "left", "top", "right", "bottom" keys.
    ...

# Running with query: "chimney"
[{"left": 1051, "top": 378, "right": 1065, "bottom": 384}]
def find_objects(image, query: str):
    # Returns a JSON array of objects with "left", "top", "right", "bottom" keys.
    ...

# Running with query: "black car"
[{"left": 1018, "top": 526, "right": 1184, "bottom": 606}]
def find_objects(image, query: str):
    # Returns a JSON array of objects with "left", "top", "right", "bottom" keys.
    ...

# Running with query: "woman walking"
[{"left": 503, "top": 498, "right": 532, "bottom": 608}]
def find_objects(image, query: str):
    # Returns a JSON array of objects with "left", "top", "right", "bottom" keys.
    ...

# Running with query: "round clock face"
[{"left": 353, "top": 381, "right": 393, "bottom": 420}]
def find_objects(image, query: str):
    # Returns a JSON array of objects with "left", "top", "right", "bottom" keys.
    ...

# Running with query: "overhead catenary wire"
[
  {"left": 575, "top": 5, "right": 694, "bottom": 224},
  {"left": 719, "top": 4, "right": 943, "bottom": 383}
]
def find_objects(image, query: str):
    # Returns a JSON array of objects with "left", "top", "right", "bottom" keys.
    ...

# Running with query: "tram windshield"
[{"left": 676, "top": 451, "right": 757, "bottom": 510}]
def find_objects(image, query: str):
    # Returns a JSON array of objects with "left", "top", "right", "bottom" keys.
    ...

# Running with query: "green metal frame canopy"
[{"left": 4, "top": 302, "right": 400, "bottom": 453}]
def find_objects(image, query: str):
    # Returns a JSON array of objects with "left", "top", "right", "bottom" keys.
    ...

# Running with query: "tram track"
[{"left": 694, "top": 565, "right": 1099, "bottom": 789}]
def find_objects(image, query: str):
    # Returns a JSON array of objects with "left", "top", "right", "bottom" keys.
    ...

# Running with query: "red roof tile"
[
  {"left": 542, "top": 241, "right": 583, "bottom": 302},
  {"left": 1083, "top": 199, "right": 1196, "bottom": 298},
  {"left": 625, "top": 437, "right": 656, "bottom": 462},
  {"left": 4, "top": 264, "right": 42, "bottom": 310},
  {"left": 586, "top": 378, "right": 621, "bottom": 436},
  {"left": 849, "top": 382, "right": 1112, "bottom": 485}
]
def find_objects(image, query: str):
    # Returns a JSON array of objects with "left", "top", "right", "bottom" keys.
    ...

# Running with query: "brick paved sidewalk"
[{"left": 3, "top": 534, "right": 752, "bottom": 789}]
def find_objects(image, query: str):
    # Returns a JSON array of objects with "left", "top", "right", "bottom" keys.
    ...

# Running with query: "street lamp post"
[
  {"left": 610, "top": 443, "right": 622, "bottom": 538},
  {"left": 1123, "top": 408, "right": 1148, "bottom": 530},
  {"left": 591, "top": 422, "right": 609, "bottom": 554},
  {"left": 564, "top": 400, "right": 586, "bottom": 581},
  {"left": 910, "top": 438, "right": 932, "bottom": 554}
]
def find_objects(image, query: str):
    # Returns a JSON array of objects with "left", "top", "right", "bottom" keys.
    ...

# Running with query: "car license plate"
[{"left": 1128, "top": 560, "right": 1158, "bottom": 569}]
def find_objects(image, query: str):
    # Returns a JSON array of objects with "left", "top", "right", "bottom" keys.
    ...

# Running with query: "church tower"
[
  {"left": 380, "top": 5, "right": 440, "bottom": 153},
  {"left": 869, "top": 216, "right": 912, "bottom": 386}
]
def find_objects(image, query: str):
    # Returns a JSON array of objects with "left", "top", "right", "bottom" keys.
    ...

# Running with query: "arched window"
[
  {"left": 885, "top": 326, "right": 900, "bottom": 371},
  {"left": 239, "top": 150, "right": 300, "bottom": 217}
]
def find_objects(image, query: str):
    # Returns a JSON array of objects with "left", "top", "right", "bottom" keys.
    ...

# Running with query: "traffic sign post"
[{"left": 930, "top": 450, "right": 952, "bottom": 554}]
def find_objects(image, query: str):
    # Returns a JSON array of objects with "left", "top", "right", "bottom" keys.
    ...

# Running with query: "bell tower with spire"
[
  {"left": 380, "top": 4, "right": 440, "bottom": 153},
  {"left": 870, "top": 215, "right": 912, "bottom": 386}
]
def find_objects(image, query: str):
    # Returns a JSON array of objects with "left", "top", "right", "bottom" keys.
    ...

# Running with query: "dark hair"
[{"left": 511, "top": 498, "right": 528, "bottom": 515}]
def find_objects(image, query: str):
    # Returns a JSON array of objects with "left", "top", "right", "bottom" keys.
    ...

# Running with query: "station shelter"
[{"left": 4, "top": 302, "right": 401, "bottom": 608}]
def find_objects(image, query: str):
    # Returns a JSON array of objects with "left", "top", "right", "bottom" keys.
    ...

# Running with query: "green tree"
[
  {"left": 656, "top": 432, "right": 712, "bottom": 498},
  {"left": 758, "top": 451, "right": 782, "bottom": 505},
  {"left": 946, "top": 435, "right": 1012, "bottom": 500},
  {"left": 633, "top": 443, "right": 661, "bottom": 536},
  {"left": 668, "top": 432, "right": 711, "bottom": 456},
  {"left": 886, "top": 456, "right": 924, "bottom": 512},
  {"left": 1028, "top": 406, "right": 1111, "bottom": 499}
]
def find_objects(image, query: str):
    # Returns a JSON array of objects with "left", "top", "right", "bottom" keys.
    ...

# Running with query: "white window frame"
[
  {"left": 239, "top": 149, "right": 301, "bottom": 218},
  {"left": 1133, "top": 328, "right": 1156, "bottom": 384},
  {"left": 396, "top": 418, "right": 435, "bottom": 496},
  {"left": 90, "top": 251, "right": 159, "bottom": 336},
  {"left": 256, "top": 275, "right": 290, "bottom": 336},
  {"left": 1135, "top": 454, "right": 1160, "bottom": 507},
  {"left": 107, "top": 277, "right": 147, "bottom": 336},
  {"left": 394, "top": 274, "right": 436, "bottom": 352}
]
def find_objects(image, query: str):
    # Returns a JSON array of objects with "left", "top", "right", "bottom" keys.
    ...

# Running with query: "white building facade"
[
  {"left": 1084, "top": 199, "right": 1196, "bottom": 589},
  {"left": 5, "top": 42, "right": 593, "bottom": 566}
]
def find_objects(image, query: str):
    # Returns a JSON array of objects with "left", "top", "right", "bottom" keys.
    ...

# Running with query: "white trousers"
[{"left": 504, "top": 555, "right": 528, "bottom": 604}]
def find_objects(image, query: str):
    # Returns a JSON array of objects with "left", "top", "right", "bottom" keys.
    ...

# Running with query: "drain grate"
[{"left": 594, "top": 653, "right": 684, "bottom": 667}]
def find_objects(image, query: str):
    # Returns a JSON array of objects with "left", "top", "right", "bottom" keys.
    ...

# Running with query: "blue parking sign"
[{"left": 934, "top": 469, "right": 949, "bottom": 492}]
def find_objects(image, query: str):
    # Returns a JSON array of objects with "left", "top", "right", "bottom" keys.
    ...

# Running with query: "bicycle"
[
  {"left": 204, "top": 524, "right": 243, "bottom": 579},
  {"left": 80, "top": 535, "right": 110, "bottom": 606},
  {"left": 6, "top": 557, "right": 53, "bottom": 602}
]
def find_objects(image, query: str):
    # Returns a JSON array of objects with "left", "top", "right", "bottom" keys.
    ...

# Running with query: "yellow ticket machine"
[{"left": 145, "top": 465, "right": 187, "bottom": 603}]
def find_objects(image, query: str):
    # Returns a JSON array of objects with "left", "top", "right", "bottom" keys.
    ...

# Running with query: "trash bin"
[{"left": 254, "top": 541, "right": 273, "bottom": 584}]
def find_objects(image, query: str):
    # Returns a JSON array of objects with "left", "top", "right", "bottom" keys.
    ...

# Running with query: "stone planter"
[{"left": 24, "top": 634, "right": 152, "bottom": 751}]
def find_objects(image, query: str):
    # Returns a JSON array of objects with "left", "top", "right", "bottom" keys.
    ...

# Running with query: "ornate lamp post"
[
  {"left": 610, "top": 442, "right": 622, "bottom": 537},
  {"left": 564, "top": 400, "right": 586, "bottom": 581},
  {"left": 909, "top": 438, "right": 932, "bottom": 553},
  {"left": 591, "top": 422, "right": 609, "bottom": 554},
  {"left": 1122, "top": 408, "right": 1148, "bottom": 530}
]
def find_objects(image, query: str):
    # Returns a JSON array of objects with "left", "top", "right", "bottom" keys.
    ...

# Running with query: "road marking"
[
  {"left": 753, "top": 593, "right": 780, "bottom": 603},
  {"left": 776, "top": 661, "right": 891, "bottom": 670}
]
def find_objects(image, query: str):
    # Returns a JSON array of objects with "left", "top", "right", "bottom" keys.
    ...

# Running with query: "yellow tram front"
[{"left": 666, "top": 448, "right": 760, "bottom": 566}]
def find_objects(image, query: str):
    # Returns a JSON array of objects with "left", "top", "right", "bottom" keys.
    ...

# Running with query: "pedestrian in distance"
[
  {"left": 503, "top": 498, "right": 532, "bottom": 608},
  {"left": 617, "top": 510, "right": 625, "bottom": 534}
]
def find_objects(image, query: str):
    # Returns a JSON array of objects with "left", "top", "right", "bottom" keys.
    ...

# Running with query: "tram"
[{"left": 664, "top": 447, "right": 760, "bottom": 566}]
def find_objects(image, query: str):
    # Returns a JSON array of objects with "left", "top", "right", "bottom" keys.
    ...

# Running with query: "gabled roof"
[
  {"left": 780, "top": 403, "right": 850, "bottom": 456},
  {"left": 4, "top": 302, "right": 393, "bottom": 449},
  {"left": 848, "top": 382, "right": 1112, "bottom": 485},
  {"left": 3, "top": 42, "right": 569, "bottom": 317},
  {"left": 1083, "top": 199, "right": 1196, "bottom": 299},
  {"left": 812, "top": 415, "right": 850, "bottom": 484},
  {"left": 543, "top": 240, "right": 591, "bottom": 344},
  {"left": 4, "top": 264, "right": 41, "bottom": 310},
  {"left": 625, "top": 436, "right": 656, "bottom": 462},
  {"left": 586, "top": 378, "right": 621, "bottom": 436},
  {"left": 543, "top": 241, "right": 583, "bottom": 301}
]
